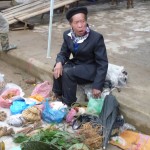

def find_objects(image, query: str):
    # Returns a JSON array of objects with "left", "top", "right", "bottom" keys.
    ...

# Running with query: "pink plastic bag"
[
  {"left": 0, "top": 96, "right": 12, "bottom": 108},
  {"left": 66, "top": 108, "right": 77, "bottom": 123},
  {"left": 31, "top": 81, "right": 52, "bottom": 98},
  {"left": 0, "top": 88, "right": 20, "bottom": 108}
]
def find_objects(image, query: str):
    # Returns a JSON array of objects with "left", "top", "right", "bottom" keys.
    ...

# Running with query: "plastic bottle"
[{"left": 111, "top": 136, "right": 126, "bottom": 146}]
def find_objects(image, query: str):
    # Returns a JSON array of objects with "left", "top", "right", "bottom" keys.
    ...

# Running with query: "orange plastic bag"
[
  {"left": 110, "top": 130, "right": 150, "bottom": 150},
  {"left": 29, "top": 94, "right": 44, "bottom": 102}
]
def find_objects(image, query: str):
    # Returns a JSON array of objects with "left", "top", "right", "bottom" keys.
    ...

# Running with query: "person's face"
[{"left": 70, "top": 13, "right": 87, "bottom": 37}]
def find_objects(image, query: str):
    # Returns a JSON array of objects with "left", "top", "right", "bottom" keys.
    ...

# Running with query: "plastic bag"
[
  {"left": 68, "top": 143, "right": 89, "bottom": 150},
  {"left": 31, "top": 81, "right": 52, "bottom": 98},
  {"left": 86, "top": 92, "right": 104, "bottom": 115},
  {"left": 0, "top": 83, "right": 25, "bottom": 97},
  {"left": 1, "top": 88, "right": 20, "bottom": 99},
  {"left": 66, "top": 108, "right": 77, "bottom": 123},
  {"left": 10, "top": 97, "right": 35, "bottom": 115},
  {"left": 0, "top": 96, "right": 12, "bottom": 108},
  {"left": 0, "top": 88, "right": 22, "bottom": 108},
  {"left": 119, "top": 123, "right": 136, "bottom": 133},
  {"left": 42, "top": 100, "right": 67, "bottom": 123},
  {"left": 50, "top": 101, "right": 67, "bottom": 110},
  {"left": 7, "top": 114, "right": 25, "bottom": 127},
  {"left": 106, "top": 63, "right": 128, "bottom": 87}
]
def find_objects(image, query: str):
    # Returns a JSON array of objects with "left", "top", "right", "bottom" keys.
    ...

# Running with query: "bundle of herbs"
[
  {"left": 14, "top": 128, "right": 83, "bottom": 150},
  {"left": 78, "top": 122, "right": 103, "bottom": 149}
]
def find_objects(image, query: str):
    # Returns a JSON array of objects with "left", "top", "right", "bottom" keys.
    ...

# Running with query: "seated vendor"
[{"left": 52, "top": 6, "right": 108, "bottom": 106}]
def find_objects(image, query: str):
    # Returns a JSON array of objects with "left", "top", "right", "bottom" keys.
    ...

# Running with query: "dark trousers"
[{"left": 52, "top": 63, "right": 92, "bottom": 106}]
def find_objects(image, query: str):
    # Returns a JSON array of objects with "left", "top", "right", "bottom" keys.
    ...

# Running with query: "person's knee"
[{"left": 62, "top": 67, "right": 74, "bottom": 80}]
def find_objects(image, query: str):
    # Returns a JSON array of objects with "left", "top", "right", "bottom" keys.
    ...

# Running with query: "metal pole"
[{"left": 47, "top": 0, "right": 54, "bottom": 58}]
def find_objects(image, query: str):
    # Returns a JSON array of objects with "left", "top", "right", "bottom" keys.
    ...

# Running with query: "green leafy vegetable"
[
  {"left": 21, "top": 141, "right": 55, "bottom": 150},
  {"left": 14, "top": 128, "right": 82, "bottom": 149},
  {"left": 13, "top": 133, "right": 29, "bottom": 143}
]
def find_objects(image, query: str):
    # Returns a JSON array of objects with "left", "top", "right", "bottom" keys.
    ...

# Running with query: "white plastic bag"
[
  {"left": 106, "top": 64, "right": 128, "bottom": 87},
  {"left": 0, "top": 83, "right": 25, "bottom": 97},
  {"left": 0, "top": 83, "right": 25, "bottom": 108}
]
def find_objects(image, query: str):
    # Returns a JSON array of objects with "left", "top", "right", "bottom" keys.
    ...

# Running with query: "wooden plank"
[
  {"left": 1, "top": 0, "right": 41, "bottom": 12},
  {"left": 2, "top": 0, "right": 44, "bottom": 16},
  {"left": 3, "top": 0, "right": 79, "bottom": 24},
  {"left": 4, "top": 0, "right": 59, "bottom": 20},
  {"left": 2, "top": 0, "right": 62, "bottom": 18},
  {"left": 6, "top": 7, "right": 48, "bottom": 22},
  {"left": 3, "top": 1, "right": 49, "bottom": 18},
  {"left": 55, "top": 0, "right": 79, "bottom": 8}
]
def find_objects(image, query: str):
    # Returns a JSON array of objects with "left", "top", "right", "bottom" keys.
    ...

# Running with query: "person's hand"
[
  {"left": 92, "top": 89, "right": 101, "bottom": 99},
  {"left": 53, "top": 62, "right": 63, "bottom": 79}
]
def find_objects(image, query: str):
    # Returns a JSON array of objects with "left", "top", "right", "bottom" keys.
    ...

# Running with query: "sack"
[
  {"left": 87, "top": 97, "right": 104, "bottom": 115},
  {"left": 31, "top": 81, "right": 52, "bottom": 98},
  {"left": 42, "top": 100, "right": 67, "bottom": 123}
]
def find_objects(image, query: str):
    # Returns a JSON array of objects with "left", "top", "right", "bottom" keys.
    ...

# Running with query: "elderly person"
[
  {"left": 52, "top": 7, "right": 108, "bottom": 106},
  {"left": 0, "top": 13, "right": 17, "bottom": 52}
]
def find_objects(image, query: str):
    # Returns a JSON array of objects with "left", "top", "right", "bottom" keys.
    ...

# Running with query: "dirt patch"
[{"left": 0, "top": 59, "right": 40, "bottom": 97}]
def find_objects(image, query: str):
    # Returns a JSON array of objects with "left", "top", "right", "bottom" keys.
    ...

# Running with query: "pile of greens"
[{"left": 14, "top": 129, "right": 83, "bottom": 150}]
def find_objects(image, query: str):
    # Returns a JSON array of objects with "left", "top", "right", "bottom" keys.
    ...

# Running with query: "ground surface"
[
  {"left": 0, "top": 59, "right": 39, "bottom": 150},
  {"left": 0, "top": 59, "right": 38, "bottom": 97},
  {"left": 0, "top": 58, "right": 119, "bottom": 150}
]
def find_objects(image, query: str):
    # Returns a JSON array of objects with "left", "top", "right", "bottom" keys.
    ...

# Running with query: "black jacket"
[{"left": 56, "top": 29, "right": 108, "bottom": 91}]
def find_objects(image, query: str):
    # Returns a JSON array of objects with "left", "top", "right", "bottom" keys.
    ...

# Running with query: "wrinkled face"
[{"left": 70, "top": 13, "right": 87, "bottom": 37}]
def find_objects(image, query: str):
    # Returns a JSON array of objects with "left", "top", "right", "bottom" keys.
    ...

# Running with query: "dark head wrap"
[{"left": 66, "top": 7, "right": 88, "bottom": 21}]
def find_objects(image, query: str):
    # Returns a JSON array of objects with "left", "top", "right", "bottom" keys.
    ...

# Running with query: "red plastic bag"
[{"left": 31, "top": 81, "right": 52, "bottom": 98}]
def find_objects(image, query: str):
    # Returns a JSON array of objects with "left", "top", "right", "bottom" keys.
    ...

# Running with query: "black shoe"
[
  {"left": 56, "top": 97, "right": 63, "bottom": 102},
  {"left": 51, "top": 93, "right": 62, "bottom": 101}
]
